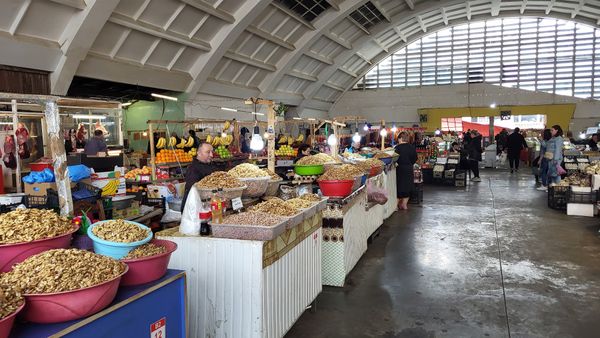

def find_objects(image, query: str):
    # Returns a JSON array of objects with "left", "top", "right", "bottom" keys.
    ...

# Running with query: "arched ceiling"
[{"left": 2, "top": 0, "right": 600, "bottom": 116}]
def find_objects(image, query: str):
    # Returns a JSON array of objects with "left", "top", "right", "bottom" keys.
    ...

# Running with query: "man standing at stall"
[
  {"left": 84, "top": 130, "right": 108, "bottom": 155},
  {"left": 182, "top": 142, "right": 215, "bottom": 208}
]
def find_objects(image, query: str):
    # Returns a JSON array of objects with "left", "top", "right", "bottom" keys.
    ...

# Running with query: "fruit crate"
[
  {"left": 567, "top": 189, "right": 596, "bottom": 204},
  {"left": 409, "top": 183, "right": 423, "bottom": 205},
  {"left": 548, "top": 186, "right": 569, "bottom": 210}
]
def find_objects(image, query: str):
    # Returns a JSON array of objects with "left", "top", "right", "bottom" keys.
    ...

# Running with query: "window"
[{"left": 353, "top": 17, "right": 600, "bottom": 99}]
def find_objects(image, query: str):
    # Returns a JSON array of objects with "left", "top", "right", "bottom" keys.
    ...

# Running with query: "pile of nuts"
[
  {"left": 340, "top": 164, "right": 364, "bottom": 176},
  {"left": 374, "top": 152, "right": 392, "bottom": 159},
  {"left": 0, "top": 284, "right": 23, "bottom": 319},
  {"left": 196, "top": 171, "right": 244, "bottom": 189},
  {"left": 222, "top": 212, "right": 286, "bottom": 227},
  {"left": 300, "top": 193, "right": 321, "bottom": 202},
  {"left": 318, "top": 166, "right": 359, "bottom": 181},
  {"left": 285, "top": 198, "right": 315, "bottom": 209},
  {"left": 92, "top": 220, "right": 150, "bottom": 243},
  {"left": 296, "top": 153, "right": 337, "bottom": 165},
  {"left": 228, "top": 163, "right": 270, "bottom": 178},
  {"left": 263, "top": 168, "right": 282, "bottom": 181},
  {"left": 355, "top": 158, "right": 385, "bottom": 172},
  {"left": 0, "top": 249, "right": 126, "bottom": 294},
  {"left": 0, "top": 208, "right": 73, "bottom": 245},
  {"left": 249, "top": 198, "right": 299, "bottom": 216},
  {"left": 123, "top": 243, "right": 166, "bottom": 259}
]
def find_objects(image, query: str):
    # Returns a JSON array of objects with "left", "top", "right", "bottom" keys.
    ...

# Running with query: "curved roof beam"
[
  {"left": 301, "top": 1, "right": 600, "bottom": 113},
  {"left": 258, "top": 0, "right": 368, "bottom": 95},
  {"left": 185, "top": 0, "right": 272, "bottom": 95}
]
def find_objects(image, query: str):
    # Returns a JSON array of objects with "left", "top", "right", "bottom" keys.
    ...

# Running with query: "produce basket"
[
  {"left": 318, "top": 180, "right": 354, "bottom": 198},
  {"left": 548, "top": 185, "right": 569, "bottom": 210},
  {"left": 294, "top": 164, "right": 324, "bottom": 176},
  {"left": 300, "top": 203, "right": 318, "bottom": 219},
  {"left": 264, "top": 179, "right": 283, "bottom": 197},
  {"left": 197, "top": 186, "right": 246, "bottom": 200},
  {"left": 285, "top": 212, "right": 305, "bottom": 230},
  {"left": 211, "top": 219, "right": 287, "bottom": 241},
  {"left": 238, "top": 177, "right": 270, "bottom": 197},
  {"left": 567, "top": 189, "right": 596, "bottom": 204},
  {"left": 316, "top": 197, "right": 328, "bottom": 211},
  {"left": 0, "top": 225, "right": 79, "bottom": 272},
  {"left": 87, "top": 221, "right": 153, "bottom": 259},
  {"left": 0, "top": 301, "right": 24, "bottom": 338},
  {"left": 120, "top": 239, "right": 177, "bottom": 286},
  {"left": 22, "top": 265, "right": 128, "bottom": 323}
]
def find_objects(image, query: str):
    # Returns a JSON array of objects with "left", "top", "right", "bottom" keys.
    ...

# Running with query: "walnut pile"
[
  {"left": 0, "top": 284, "right": 23, "bottom": 320},
  {"left": 228, "top": 163, "right": 270, "bottom": 178},
  {"left": 318, "top": 166, "right": 360, "bottom": 181},
  {"left": 374, "top": 152, "right": 392, "bottom": 159},
  {"left": 123, "top": 243, "right": 166, "bottom": 259},
  {"left": 262, "top": 168, "right": 282, "bottom": 180},
  {"left": 92, "top": 220, "right": 150, "bottom": 243},
  {"left": 355, "top": 158, "right": 385, "bottom": 172},
  {"left": 0, "top": 208, "right": 73, "bottom": 245},
  {"left": 0, "top": 249, "right": 126, "bottom": 294},
  {"left": 300, "top": 193, "right": 321, "bottom": 202},
  {"left": 296, "top": 153, "right": 337, "bottom": 165},
  {"left": 195, "top": 171, "right": 244, "bottom": 189},
  {"left": 340, "top": 164, "right": 364, "bottom": 176},
  {"left": 285, "top": 198, "right": 315, "bottom": 209},
  {"left": 222, "top": 212, "right": 286, "bottom": 227},
  {"left": 249, "top": 198, "right": 299, "bottom": 216}
]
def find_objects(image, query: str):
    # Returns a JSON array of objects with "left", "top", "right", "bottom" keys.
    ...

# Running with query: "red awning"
[{"left": 462, "top": 121, "right": 503, "bottom": 137}]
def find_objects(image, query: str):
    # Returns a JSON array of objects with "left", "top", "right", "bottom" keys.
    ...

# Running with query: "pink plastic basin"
[
  {"left": 0, "top": 225, "right": 79, "bottom": 272},
  {"left": 0, "top": 302, "right": 24, "bottom": 338},
  {"left": 22, "top": 264, "right": 128, "bottom": 324},
  {"left": 120, "top": 239, "right": 177, "bottom": 286}
]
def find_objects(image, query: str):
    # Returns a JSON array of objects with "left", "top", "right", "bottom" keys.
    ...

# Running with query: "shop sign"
[
  {"left": 500, "top": 110, "right": 512, "bottom": 120},
  {"left": 150, "top": 317, "right": 166, "bottom": 338},
  {"left": 231, "top": 197, "right": 243, "bottom": 211}
]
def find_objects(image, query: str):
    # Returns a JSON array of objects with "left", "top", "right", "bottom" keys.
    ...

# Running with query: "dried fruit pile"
[
  {"left": 123, "top": 243, "right": 166, "bottom": 259},
  {"left": 228, "top": 163, "right": 270, "bottom": 178},
  {"left": 296, "top": 153, "right": 337, "bottom": 165},
  {"left": 195, "top": 171, "right": 244, "bottom": 189},
  {"left": 262, "top": 168, "right": 282, "bottom": 180},
  {"left": 221, "top": 212, "right": 286, "bottom": 227},
  {"left": 355, "top": 158, "right": 385, "bottom": 172},
  {"left": 0, "top": 249, "right": 125, "bottom": 294},
  {"left": 374, "top": 152, "right": 392, "bottom": 159},
  {"left": 300, "top": 193, "right": 321, "bottom": 202},
  {"left": 92, "top": 220, "right": 150, "bottom": 243},
  {"left": 0, "top": 208, "right": 72, "bottom": 245},
  {"left": 285, "top": 198, "right": 315, "bottom": 209},
  {"left": 0, "top": 284, "right": 23, "bottom": 319},
  {"left": 249, "top": 198, "right": 299, "bottom": 216},
  {"left": 318, "top": 166, "right": 360, "bottom": 181}
]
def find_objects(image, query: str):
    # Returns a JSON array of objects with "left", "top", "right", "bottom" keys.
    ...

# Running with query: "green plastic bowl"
[{"left": 294, "top": 164, "right": 324, "bottom": 176}]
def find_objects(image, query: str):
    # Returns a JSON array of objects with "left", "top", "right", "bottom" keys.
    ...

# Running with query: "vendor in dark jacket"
[
  {"left": 507, "top": 127, "right": 528, "bottom": 173},
  {"left": 466, "top": 130, "right": 483, "bottom": 182},
  {"left": 588, "top": 133, "right": 599, "bottom": 151},
  {"left": 294, "top": 144, "right": 311, "bottom": 163},
  {"left": 182, "top": 142, "right": 216, "bottom": 209}
]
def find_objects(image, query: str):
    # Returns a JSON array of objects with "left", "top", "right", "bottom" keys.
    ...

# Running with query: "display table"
[
  {"left": 157, "top": 212, "right": 323, "bottom": 338},
  {"left": 12, "top": 270, "right": 186, "bottom": 338},
  {"left": 321, "top": 171, "right": 397, "bottom": 287}
]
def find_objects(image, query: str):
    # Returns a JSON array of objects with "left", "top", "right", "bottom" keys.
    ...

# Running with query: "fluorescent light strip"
[
  {"left": 0, "top": 122, "right": 14, "bottom": 125},
  {"left": 151, "top": 93, "right": 178, "bottom": 101},
  {"left": 72, "top": 114, "right": 107, "bottom": 120},
  {"left": 252, "top": 112, "right": 265, "bottom": 116},
  {"left": 293, "top": 117, "right": 302, "bottom": 120},
  {"left": 307, "top": 118, "right": 316, "bottom": 121},
  {"left": 221, "top": 107, "right": 237, "bottom": 112},
  {"left": 121, "top": 102, "right": 132, "bottom": 107}
]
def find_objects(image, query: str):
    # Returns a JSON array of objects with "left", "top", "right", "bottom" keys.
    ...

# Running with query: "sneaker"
[
  {"left": 472, "top": 177, "right": 482, "bottom": 182},
  {"left": 549, "top": 183, "right": 556, "bottom": 187},
  {"left": 536, "top": 186, "right": 548, "bottom": 191}
]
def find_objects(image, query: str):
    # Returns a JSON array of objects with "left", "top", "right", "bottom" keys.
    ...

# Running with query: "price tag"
[
  {"left": 150, "top": 317, "right": 166, "bottom": 338},
  {"left": 231, "top": 197, "right": 243, "bottom": 211}
]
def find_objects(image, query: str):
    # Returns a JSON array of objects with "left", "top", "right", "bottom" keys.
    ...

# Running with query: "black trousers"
[
  {"left": 508, "top": 156, "right": 519, "bottom": 170},
  {"left": 469, "top": 159, "right": 480, "bottom": 178}
]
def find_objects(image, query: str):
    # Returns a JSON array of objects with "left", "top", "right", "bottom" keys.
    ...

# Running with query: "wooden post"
[
  {"left": 381, "top": 119, "right": 385, "bottom": 151},
  {"left": 331, "top": 124, "right": 339, "bottom": 156},
  {"left": 267, "top": 104, "right": 275, "bottom": 173},
  {"left": 149, "top": 123, "right": 156, "bottom": 181},
  {"left": 11, "top": 100, "right": 22, "bottom": 193},
  {"left": 44, "top": 100, "right": 73, "bottom": 216}
]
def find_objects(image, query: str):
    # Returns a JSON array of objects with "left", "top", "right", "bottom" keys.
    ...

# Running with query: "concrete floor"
[{"left": 286, "top": 170, "right": 600, "bottom": 338}]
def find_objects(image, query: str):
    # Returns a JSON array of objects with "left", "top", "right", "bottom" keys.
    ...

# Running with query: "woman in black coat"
[
  {"left": 506, "top": 127, "right": 528, "bottom": 173},
  {"left": 466, "top": 130, "right": 483, "bottom": 182},
  {"left": 395, "top": 131, "right": 417, "bottom": 210}
]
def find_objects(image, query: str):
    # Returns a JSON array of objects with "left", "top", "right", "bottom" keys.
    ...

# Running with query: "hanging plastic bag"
[
  {"left": 22, "top": 168, "right": 55, "bottom": 184},
  {"left": 367, "top": 180, "right": 388, "bottom": 205},
  {"left": 68, "top": 164, "right": 91, "bottom": 182},
  {"left": 179, "top": 187, "right": 202, "bottom": 235},
  {"left": 161, "top": 201, "right": 182, "bottom": 223}
]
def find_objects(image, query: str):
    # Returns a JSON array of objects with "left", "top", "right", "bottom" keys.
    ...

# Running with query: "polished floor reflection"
[{"left": 286, "top": 171, "right": 600, "bottom": 338}]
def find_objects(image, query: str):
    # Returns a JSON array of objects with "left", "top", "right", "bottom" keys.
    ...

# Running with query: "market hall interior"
[{"left": 286, "top": 170, "right": 600, "bottom": 338}]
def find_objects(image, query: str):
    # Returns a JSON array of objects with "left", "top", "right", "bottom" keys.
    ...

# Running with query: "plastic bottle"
[
  {"left": 210, "top": 190, "right": 223, "bottom": 224},
  {"left": 199, "top": 210, "right": 211, "bottom": 236}
]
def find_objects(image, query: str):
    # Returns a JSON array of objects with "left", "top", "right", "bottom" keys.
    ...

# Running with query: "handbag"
[
  {"left": 544, "top": 151, "right": 554, "bottom": 160},
  {"left": 556, "top": 163, "right": 567, "bottom": 175}
]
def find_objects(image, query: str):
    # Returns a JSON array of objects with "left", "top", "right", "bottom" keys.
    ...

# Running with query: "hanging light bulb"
[
  {"left": 327, "top": 133, "right": 338, "bottom": 146},
  {"left": 363, "top": 124, "right": 369, "bottom": 131},
  {"left": 221, "top": 132, "right": 227, "bottom": 138},
  {"left": 380, "top": 128, "right": 388, "bottom": 137},
  {"left": 263, "top": 132, "right": 269, "bottom": 139},
  {"left": 352, "top": 132, "right": 361, "bottom": 143},
  {"left": 434, "top": 129, "right": 442, "bottom": 136},
  {"left": 391, "top": 125, "right": 398, "bottom": 133},
  {"left": 250, "top": 125, "right": 264, "bottom": 151}
]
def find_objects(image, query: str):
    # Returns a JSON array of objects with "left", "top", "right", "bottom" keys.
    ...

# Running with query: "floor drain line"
[{"left": 488, "top": 178, "right": 512, "bottom": 338}]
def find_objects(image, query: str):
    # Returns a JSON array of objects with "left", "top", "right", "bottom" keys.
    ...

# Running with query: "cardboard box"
[
  {"left": 147, "top": 182, "right": 185, "bottom": 200},
  {"left": 91, "top": 178, "right": 126, "bottom": 197},
  {"left": 24, "top": 182, "right": 78, "bottom": 197},
  {"left": 91, "top": 167, "right": 126, "bottom": 180},
  {"left": 567, "top": 203, "right": 596, "bottom": 217}
]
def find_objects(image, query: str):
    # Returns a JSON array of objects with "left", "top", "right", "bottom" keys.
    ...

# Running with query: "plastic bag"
[
  {"left": 161, "top": 205, "right": 182, "bottom": 223},
  {"left": 179, "top": 187, "right": 202, "bottom": 235},
  {"left": 22, "top": 168, "right": 55, "bottom": 183},
  {"left": 367, "top": 180, "right": 388, "bottom": 205},
  {"left": 68, "top": 164, "right": 91, "bottom": 182}
]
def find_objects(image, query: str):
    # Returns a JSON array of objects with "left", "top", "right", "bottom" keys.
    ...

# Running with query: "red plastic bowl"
[
  {"left": 22, "top": 264, "right": 128, "bottom": 323},
  {"left": 120, "top": 239, "right": 177, "bottom": 286},
  {"left": 0, "top": 302, "right": 24, "bottom": 338},
  {"left": 318, "top": 180, "right": 354, "bottom": 198},
  {"left": 29, "top": 163, "right": 54, "bottom": 172},
  {"left": 0, "top": 225, "right": 79, "bottom": 272},
  {"left": 369, "top": 166, "right": 383, "bottom": 177}
]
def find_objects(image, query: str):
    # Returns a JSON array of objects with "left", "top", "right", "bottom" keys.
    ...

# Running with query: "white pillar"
[{"left": 45, "top": 100, "right": 73, "bottom": 216}]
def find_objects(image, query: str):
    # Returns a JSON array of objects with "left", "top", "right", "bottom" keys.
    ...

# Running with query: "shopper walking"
[
  {"left": 507, "top": 127, "right": 528, "bottom": 173},
  {"left": 395, "top": 131, "right": 417, "bottom": 210},
  {"left": 466, "top": 130, "right": 483, "bottom": 182},
  {"left": 545, "top": 125, "right": 565, "bottom": 186},
  {"left": 495, "top": 129, "right": 508, "bottom": 155},
  {"left": 536, "top": 129, "right": 552, "bottom": 191}
]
